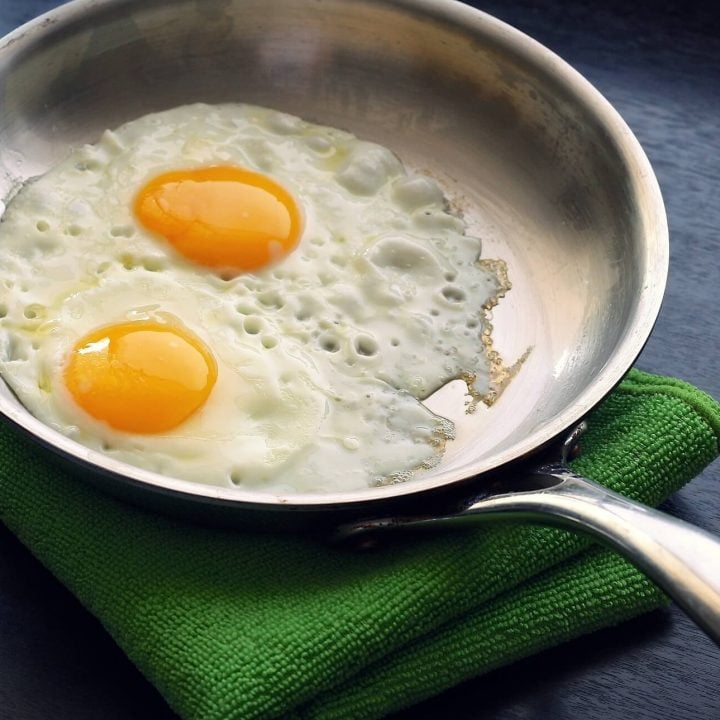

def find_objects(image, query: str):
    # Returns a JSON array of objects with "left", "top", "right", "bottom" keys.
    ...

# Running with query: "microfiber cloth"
[{"left": 1, "top": 368, "right": 719, "bottom": 720}]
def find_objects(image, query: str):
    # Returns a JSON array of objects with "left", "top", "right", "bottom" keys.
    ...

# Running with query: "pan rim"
[{"left": 0, "top": 0, "right": 669, "bottom": 511}]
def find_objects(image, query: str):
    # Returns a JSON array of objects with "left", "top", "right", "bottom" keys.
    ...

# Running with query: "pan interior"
[{"left": 0, "top": 0, "right": 667, "bottom": 505}]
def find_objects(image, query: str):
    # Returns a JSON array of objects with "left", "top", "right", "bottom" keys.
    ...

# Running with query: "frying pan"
[{"left": 1, "top": 0, "right": 719, "bottom": 641}]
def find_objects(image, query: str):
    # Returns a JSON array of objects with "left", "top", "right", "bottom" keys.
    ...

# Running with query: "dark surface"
[{"left": 1, "top": 0, "right": 719, "bottom": 718}]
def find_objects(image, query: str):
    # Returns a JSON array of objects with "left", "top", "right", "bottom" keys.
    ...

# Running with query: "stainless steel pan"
[{"left": 1, "top": 0, "right": 719, "bottom": 640}]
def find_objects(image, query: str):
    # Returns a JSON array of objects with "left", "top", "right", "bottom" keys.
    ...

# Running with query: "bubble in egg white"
[{"left": 0, "top": 102, "right": 509, "bottom": 494}]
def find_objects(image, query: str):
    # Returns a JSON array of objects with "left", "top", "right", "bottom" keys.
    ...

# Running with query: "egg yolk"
[
  {"left": 64, "top": 321, "right": 217, "bottom": 434},
  {"left": 133, "top": 166, "right": 301, "bottom": 272}
]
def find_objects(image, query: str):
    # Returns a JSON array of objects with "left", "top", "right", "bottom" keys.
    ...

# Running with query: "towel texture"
[{"left": 0, "top": 368, "right": 719, "bottom": 720}]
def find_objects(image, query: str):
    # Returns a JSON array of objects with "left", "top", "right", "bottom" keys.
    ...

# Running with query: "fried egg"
[{"left": 0, "top": 103, "right": 509, "bottom": 493}]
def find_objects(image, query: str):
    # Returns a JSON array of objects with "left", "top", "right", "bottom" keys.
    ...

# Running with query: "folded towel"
[{"left": 0, "top": 368, "right": 718, "bottom": 720}]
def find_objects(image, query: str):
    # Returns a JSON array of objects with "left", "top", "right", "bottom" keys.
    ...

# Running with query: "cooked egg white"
[{"left": 0, "top": 103, "right": 509, "bottom": 493}]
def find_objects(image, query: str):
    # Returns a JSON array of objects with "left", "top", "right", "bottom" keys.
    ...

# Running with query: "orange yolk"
[
  {"left": 64, "top": 321, "right": 217, "bottom": 434},
  {"left": 133, "top": 166, "right": 302, "bottom": 272}
]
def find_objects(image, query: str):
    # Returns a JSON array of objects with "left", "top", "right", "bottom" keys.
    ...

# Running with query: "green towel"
[{"left": 0, "top": 368, "right": 719, "bottom": 720}]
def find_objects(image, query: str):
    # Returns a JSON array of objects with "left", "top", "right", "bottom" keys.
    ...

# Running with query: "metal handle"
[
  {"left": 463, "top": 466, "right": 720, "bottom": 642},
  {"left": 335, "top": 466, "right": 720, "bottom": 643}
]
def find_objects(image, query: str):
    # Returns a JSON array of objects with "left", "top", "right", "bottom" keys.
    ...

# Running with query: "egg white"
[{"left": 0, "top": 103, "right": 508, "bottom": 493}]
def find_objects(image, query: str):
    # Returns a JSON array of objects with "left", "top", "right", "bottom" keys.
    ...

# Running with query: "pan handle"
[
  {"left": 460, "top": 467, "right": 720, "bottom": 643},
  {"left": 335, "top": 465, "right": 720, "bottom": 644}
]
